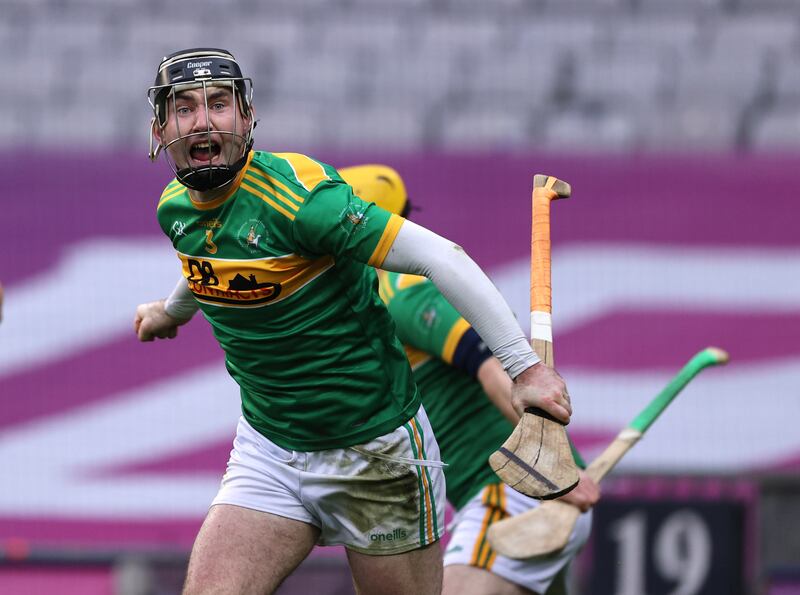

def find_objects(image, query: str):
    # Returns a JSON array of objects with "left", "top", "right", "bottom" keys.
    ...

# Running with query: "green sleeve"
[
  {"left": 292, "top": 177, "right": 403, "bottom": 266},
  {"left": 383, "top": 274, "right": 471, "bottom": 364}
]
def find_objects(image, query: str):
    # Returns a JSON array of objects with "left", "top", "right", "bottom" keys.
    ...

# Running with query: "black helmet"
[{"left": 148, "top": 48, "right": 255, "bottom": 192}]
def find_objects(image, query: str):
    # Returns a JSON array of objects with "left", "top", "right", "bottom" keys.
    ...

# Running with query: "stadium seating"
[{"left": 2, "top": 0, "right": 800, "bottom": 151}]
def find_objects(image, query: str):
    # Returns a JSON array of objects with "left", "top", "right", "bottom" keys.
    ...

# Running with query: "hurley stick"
[
  {"left": 487, "top": 346, "right": 730, "bottom": 559},
  {"left": 488, "top": 175, "right": 579, "bottom": 499}
]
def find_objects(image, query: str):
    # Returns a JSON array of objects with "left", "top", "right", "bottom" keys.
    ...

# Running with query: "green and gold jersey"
[
  {"left": 156, "top": 151, "right": 418, "bottom": 451},
  {"left": 378, "top": 270, "right": 513, "bottom": 510},
  {"left": 379, "top": 271, "right": 587, "bottom": 509}
]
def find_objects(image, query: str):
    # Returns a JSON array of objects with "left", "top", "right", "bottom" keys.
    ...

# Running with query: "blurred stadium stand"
[{"left": 1, "top": 0, "right": 800, "bottom": 152}]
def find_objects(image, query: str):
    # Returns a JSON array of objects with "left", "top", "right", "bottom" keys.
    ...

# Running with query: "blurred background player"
[
  {"left": 341, "top": 164, "right": 600, "bottom": 595},
  {"left": 134, "top": 48, "right": 574, "bottom": 595}
]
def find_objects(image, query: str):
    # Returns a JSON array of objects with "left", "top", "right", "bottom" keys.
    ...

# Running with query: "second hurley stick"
[{"left": 488, "top": 346, "right": 730, "bottom": 559}]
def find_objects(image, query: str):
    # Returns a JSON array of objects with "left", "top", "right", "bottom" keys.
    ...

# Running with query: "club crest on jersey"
[
  {"left": 340, "top": 203, "right": 369, "bottom": 233},
  {"left": 238, "top": 219, "right": 268, "bottom": 254},
  {"left": 346, "top": 212, "right": 364, "bottom": 225}
]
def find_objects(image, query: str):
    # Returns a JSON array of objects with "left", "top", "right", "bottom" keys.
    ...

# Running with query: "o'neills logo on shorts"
[{"left": 369, "top": 528, "right": 408, "bottom": 542}]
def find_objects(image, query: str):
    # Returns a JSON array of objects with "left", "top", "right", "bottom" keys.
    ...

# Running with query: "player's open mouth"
[{"left": 189, "top": 141, "right": 221, "bottom": 163}]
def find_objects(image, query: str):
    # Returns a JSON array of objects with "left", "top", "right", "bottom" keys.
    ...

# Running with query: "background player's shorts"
[
  {"left": 443, "top": 482, "right": 592, "bottom": 594},
  {"left": 212, "top": 406, "right": 446, "bottom": 555}
]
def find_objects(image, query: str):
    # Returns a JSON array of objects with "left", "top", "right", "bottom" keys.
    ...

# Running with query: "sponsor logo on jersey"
[
  {"left": 237, "top": 219, "right": 268, "bottom": 254},
  {"left": 187, "top": 259, "right": 220, "bottom": 286},
  {"left": 369, "top": 528, "right": 408, "bottom": 542},
  {"left": 171, "top": 220, "right": 187, "bottom": 238},
  {"left": 186, "top": 260, "right": 281, "bottom": 305},
  {"left": 198, "top": 218, "right": 223, "bottom": 229},
  {"left": 178, "top": 254, "right": 333, "bottom": 308}
]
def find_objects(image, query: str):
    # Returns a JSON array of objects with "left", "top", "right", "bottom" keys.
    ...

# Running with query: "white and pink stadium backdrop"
[{"left": 1, "top": 150, "right": 797, "bottom": 553}]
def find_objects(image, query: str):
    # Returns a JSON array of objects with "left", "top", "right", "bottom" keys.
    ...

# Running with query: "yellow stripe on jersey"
[
  {"left": 178, "top": 252, "right": 334, "bottom": 308},
  {"left": 243, "top": 173, "right": 301, "bottom": 213},
  {"left": 240, "top": 181, "right": 297, "bottom": 221},
  {"left": 396, "top": 273, "right": 427, "bottom": 290},
  {"left": 376, "top": 270, "right": 391, "bottom": 302},
  {"left": 368, "top": 214, "right": 404, "bottom": 267},
  {"left": 157, "top": 184, "right": 186, "bottom": 209},
  {"left": 247, "top": 168, "right": 306, "bottom": 206},
  {"left": 404, "top": 345, "right": 432, "bottom": 370},
  {"left": 442, "top": 318, "right": 472, "bottom": 363},
  {"left": 382, "top": 275, "right": 396, "bottom": 300},
  {"left": 378, "top": 280, "right": 391, "bottom": 305},
  {"left": 162, "top": 180, "right": 181, "bottom": 195},
  {"left": 273, "top": 152, "right": 330, "bottom": 192}
]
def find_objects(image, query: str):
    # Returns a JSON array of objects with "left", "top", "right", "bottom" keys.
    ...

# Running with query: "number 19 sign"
[{"left": 588, "top": 499, "right": 745, "bottom": 595}]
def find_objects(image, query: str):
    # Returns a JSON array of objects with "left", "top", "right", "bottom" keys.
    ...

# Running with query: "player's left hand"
[
  {"left": 557, "top": 470, "right": 600, "bottom": 512},
  {"left": 510, "top": 362, "right": 572, "bottom": 424}
]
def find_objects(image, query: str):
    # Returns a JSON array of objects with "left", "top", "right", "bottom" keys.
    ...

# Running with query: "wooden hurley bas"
[
  {"left": 487, "top": 346, "right": 730, "bottom": 559},
  {"left": 488, "top": 174, "right": 579, "bottom": 499}
]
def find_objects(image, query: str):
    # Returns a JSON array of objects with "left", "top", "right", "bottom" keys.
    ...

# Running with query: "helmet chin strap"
[{"left": 175, "top": 148, "right": 251, "bottom": 191}]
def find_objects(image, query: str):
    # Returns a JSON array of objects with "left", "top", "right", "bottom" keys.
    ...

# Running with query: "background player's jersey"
[
  {"left": 379, "top": 271, "right": 586, "bottom": 510},
  {"left": 378, "top": 270, "right": 513, "bottom": 510},
  {"left": 156, "top": 151, "right": 417, "bottom": 451}
]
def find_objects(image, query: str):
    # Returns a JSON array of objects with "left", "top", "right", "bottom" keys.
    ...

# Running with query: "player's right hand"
[
  {"left": 511, "top": 362, "right": 572, "bottom": 424},
  {"left": 134, "top": 299, "right": 182, "bottom": 342}
]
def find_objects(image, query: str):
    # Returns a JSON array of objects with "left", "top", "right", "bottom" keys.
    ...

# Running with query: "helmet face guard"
[{"left": 148, "top": 48, "right": 255, "bottom": 192}]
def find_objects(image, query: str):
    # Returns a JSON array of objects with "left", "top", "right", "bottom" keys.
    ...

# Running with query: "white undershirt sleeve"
[
  {"left": 381, "top": 220, "right": 539, "bottom": 379},
  {"left": 164, "top": 277, "right": 200, "bottom": 321}
]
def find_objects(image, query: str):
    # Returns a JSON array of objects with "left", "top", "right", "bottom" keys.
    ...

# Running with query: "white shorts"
[
  {"left": 443, "top": 482, "right": 592, "bottom": 594},
  {"left": 212, "top": 406, "right": 446, "bottom": 555}
]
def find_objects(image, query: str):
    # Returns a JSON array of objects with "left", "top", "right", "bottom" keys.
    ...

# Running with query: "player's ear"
[{"left": 151, "top": 117, "right": 163, "bottom": 144}]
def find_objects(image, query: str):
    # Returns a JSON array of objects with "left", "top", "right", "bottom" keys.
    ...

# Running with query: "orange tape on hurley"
[{"left": 488, "top": 174, "right": 578, "bottom": 500}]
